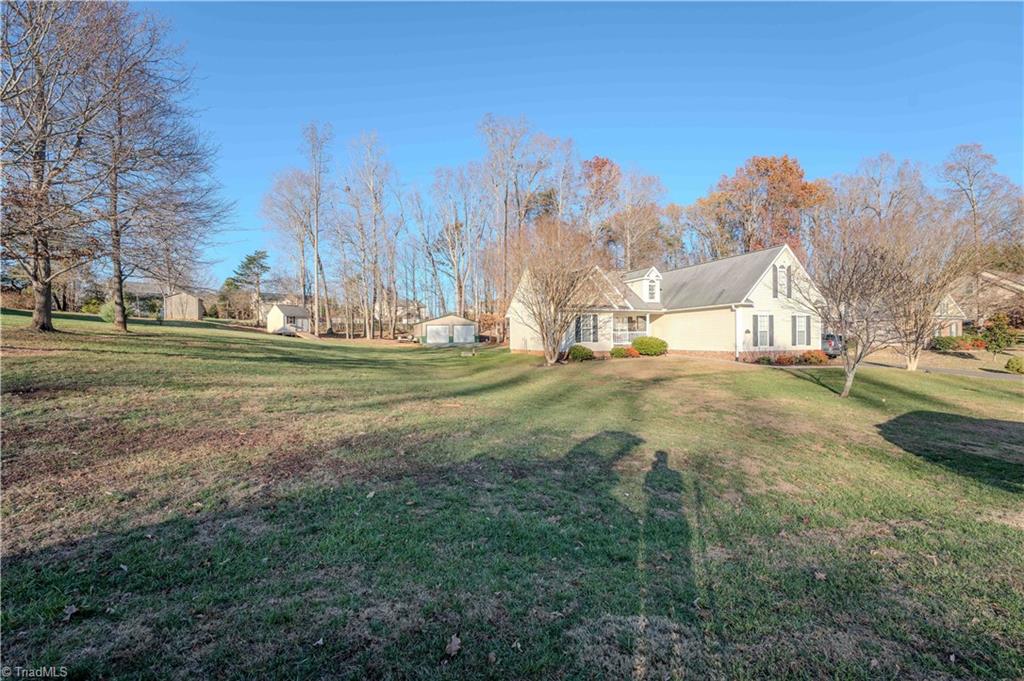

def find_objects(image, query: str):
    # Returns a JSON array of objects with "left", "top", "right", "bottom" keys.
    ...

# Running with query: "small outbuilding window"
[{"left": 286, "top": 316, "right": 297, "bottom": 325}]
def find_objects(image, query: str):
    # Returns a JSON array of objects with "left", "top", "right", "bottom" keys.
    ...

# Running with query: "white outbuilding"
[
  {"left": 412, "top": 314, "right": 478, "bottom": 346},
  {"left": 266, "top": 304, "right": 310, "bottom": 335}
]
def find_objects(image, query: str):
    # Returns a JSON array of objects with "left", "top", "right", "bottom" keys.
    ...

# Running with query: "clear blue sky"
[{"left": 141, "top": 2, "right": 1024, "bottom": 283}]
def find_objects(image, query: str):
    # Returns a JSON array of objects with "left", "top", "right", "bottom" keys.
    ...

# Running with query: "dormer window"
[{"left": 648, "top": 281, "right": 656, "bottom": 301}]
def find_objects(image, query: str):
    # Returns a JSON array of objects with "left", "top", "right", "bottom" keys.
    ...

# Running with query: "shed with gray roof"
[{"left": 267, "top": 303, "right": 310, "bottom": 335}]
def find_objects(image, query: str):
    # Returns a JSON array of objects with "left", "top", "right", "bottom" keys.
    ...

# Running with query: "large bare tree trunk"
[
  {"left": 31, "top": 242, "right": 54, "bottom": 332},
  {"left": 111, "top": 229, "right": 128, "bottom": 332},
  {"left": 317, "top": 252, "right": 332, "bottom": 333}
]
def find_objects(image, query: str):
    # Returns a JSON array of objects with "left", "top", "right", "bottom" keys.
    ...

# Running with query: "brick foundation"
[{"left": 667, "top": 349, "right": 739, "bottom": 361}]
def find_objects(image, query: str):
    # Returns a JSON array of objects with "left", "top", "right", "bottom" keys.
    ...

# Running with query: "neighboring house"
[
  {"left": 508, "top": 244, "right": 822, "bottom": 358},
  {"left": 373, "top": 296, "right": 427, "bottom": 328},
  {"left": 266, "top": 304, "right": 310, "bottom": 335},
  {"left": 412, "top": 315, "right": 478, "bottom": 345},
  {"left": 163, "top": 291, "right": 206, "bottom": 321},
  {"left": 933, "top": 295, "right": 967, "bottom": 337},
  {"left": 952, "top": 270, "right": 1024, "bottom": 325}
]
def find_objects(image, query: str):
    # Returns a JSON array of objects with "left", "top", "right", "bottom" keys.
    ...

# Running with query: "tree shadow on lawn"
[{"left": 878, "top": 411, "right": 1024, "bottom": 494}]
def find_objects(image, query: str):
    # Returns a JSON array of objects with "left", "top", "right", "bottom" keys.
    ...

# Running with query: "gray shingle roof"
[
  {"left": 273, "top": 304, "right": 309, "bottom": 317},
  {"left": 659, "top": 246, "right": 785, "bottom": 310}
]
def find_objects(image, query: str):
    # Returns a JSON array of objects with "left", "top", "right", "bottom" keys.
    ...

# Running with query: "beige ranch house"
[{"left": 508, "top": 245, "right": 823, "bottom": 358}]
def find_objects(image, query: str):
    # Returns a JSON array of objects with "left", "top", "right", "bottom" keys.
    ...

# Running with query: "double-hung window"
[
  {"left": 796, "top": 316, "right": 808, "bottom": 345},
  {"left": 575, "top": 314, "right": 598, "bottom": 343},
  {"left": 648, "top": 281, "right": 656, "bottom": 301},
  {"left": 778, "top": 266, "right": 788, "bottom": 298},
  {"left": 757, "top": 314, "right": 770, "bottom": 347}
]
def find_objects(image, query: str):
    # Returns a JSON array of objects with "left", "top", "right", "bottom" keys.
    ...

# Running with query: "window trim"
[
  {"left": 756, "top": 313, "right": 770, "bottom": 347},
  {"left": 576, "top": 313, "right": 598, "bottom": 343}
]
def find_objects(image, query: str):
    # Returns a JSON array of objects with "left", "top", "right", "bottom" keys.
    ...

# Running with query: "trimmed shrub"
[
  {"left": 610, "top": 347, "right": 629, "bottom": 359},
  {"left": 626, "top": 346, "right": 641, "bottom": 358},
  {"left": 773, "top": 354, "right": 797, "bottom": 366},
  {"left": 99, "top": 300, "right": 117, "bottom": 323},
  {"left": 567, "top": 344, "right": 594, "bottom": 362},
  {"left": 930, "top": 336, "right": 959, "bottom": 352},
  {"left": 800, "top": 350, "right": 829, "bottom": 365},
  {"left": 1005, "top": 356, "right": 1024, "bottom": 374},
  {"left": 756, "top": 355, "right": 774, "bottom": 365},
  {"left": 970, "top": 338, "right": 987, "bottom": 350},
  {"left": 631, "top": 336, "right": 668, "bottom": 356}
]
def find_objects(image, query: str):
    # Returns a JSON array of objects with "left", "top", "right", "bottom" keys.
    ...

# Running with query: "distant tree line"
[
  {"left": 1, "top": 1, "right": 229, "bottom": 332},
  {"left": 258, "top": 110, "right": 1021, "bottom": 351}
]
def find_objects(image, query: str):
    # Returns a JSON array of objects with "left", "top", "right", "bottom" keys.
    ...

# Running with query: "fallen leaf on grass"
[
  {"left": 314, "top": 637, "right": 324, "bottom": 647},
  {"left": 814, "top": 571, "right": 827, "bottom": 581},
  {"left": 61, "top": 605, "right": 78, "bottom": 622},
  {"left": 487, "top": 652, "right": 496, "bottom": 665},
  {"left": 445, "top": 634, "right": 461, "bottom": 657},
  {"left": 366, "top": 490, "right": 375, "bottom": 499}
]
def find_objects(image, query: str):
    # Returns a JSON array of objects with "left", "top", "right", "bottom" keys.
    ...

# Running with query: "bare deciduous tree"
[
  {"left": 2, "top": 1, "right": 117, "bottom": 331},
  {"left": 940, "top": 144, "right": 1023, "bottom": 322},
  {"left": 303, "top": 122, "right": 332, "bottom": 335},
  {"left": 883, "top": 190, "right": 977, "bottom": 371},
  {"left": 606, "top": 170, "right": 665, "bottom": 270},
  {"left": 797, "top": 168, "right": 898, "bottom": 398},
  {"left": 508, "top": 218, "right": 604, "bottom": 366}
]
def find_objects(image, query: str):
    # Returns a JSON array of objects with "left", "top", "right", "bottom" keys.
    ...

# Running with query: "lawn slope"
[{"left": 2, "top": 310, "right": 1022, "bottom": 679}]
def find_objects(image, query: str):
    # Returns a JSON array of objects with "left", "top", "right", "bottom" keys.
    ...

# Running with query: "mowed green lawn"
[{"left": 2, "top": 310, "right": 1022, "bottom": 680}]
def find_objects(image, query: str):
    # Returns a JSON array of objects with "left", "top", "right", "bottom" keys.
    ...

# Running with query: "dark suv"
[{"left": 822, "top": 334, "right": 844, "bottom": 358}]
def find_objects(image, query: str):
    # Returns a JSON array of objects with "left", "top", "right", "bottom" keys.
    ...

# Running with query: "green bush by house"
[
  {"left": 1005, "top": 356, "right": 1024, "bottom": 374},
  {"left": 610, "top": 347, "right": 629, "bottom": 358},
  {"left": 631, "top": 336, "right": 668, "bottom": 356},
  {"left": 567, "top": 344, "right": 594, "bottom": 361}
]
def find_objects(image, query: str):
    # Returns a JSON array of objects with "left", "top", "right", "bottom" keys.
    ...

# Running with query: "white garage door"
[
  {"left": 453, "top": 325, "right": 475, "bottom": 343},
  {"left": 426, "top": 325, "right": 449, "bottom": 344}
]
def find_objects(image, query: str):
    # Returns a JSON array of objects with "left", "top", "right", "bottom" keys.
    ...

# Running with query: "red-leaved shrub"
[
  {"left": 774, "top": 354, "right": 797, "bottom": 366},
  {"left": 625, "top": 346, "right": 641, "bottom": 358},
  {"left": 800, "top": 350, "right": 829, "bottom": 365}
]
